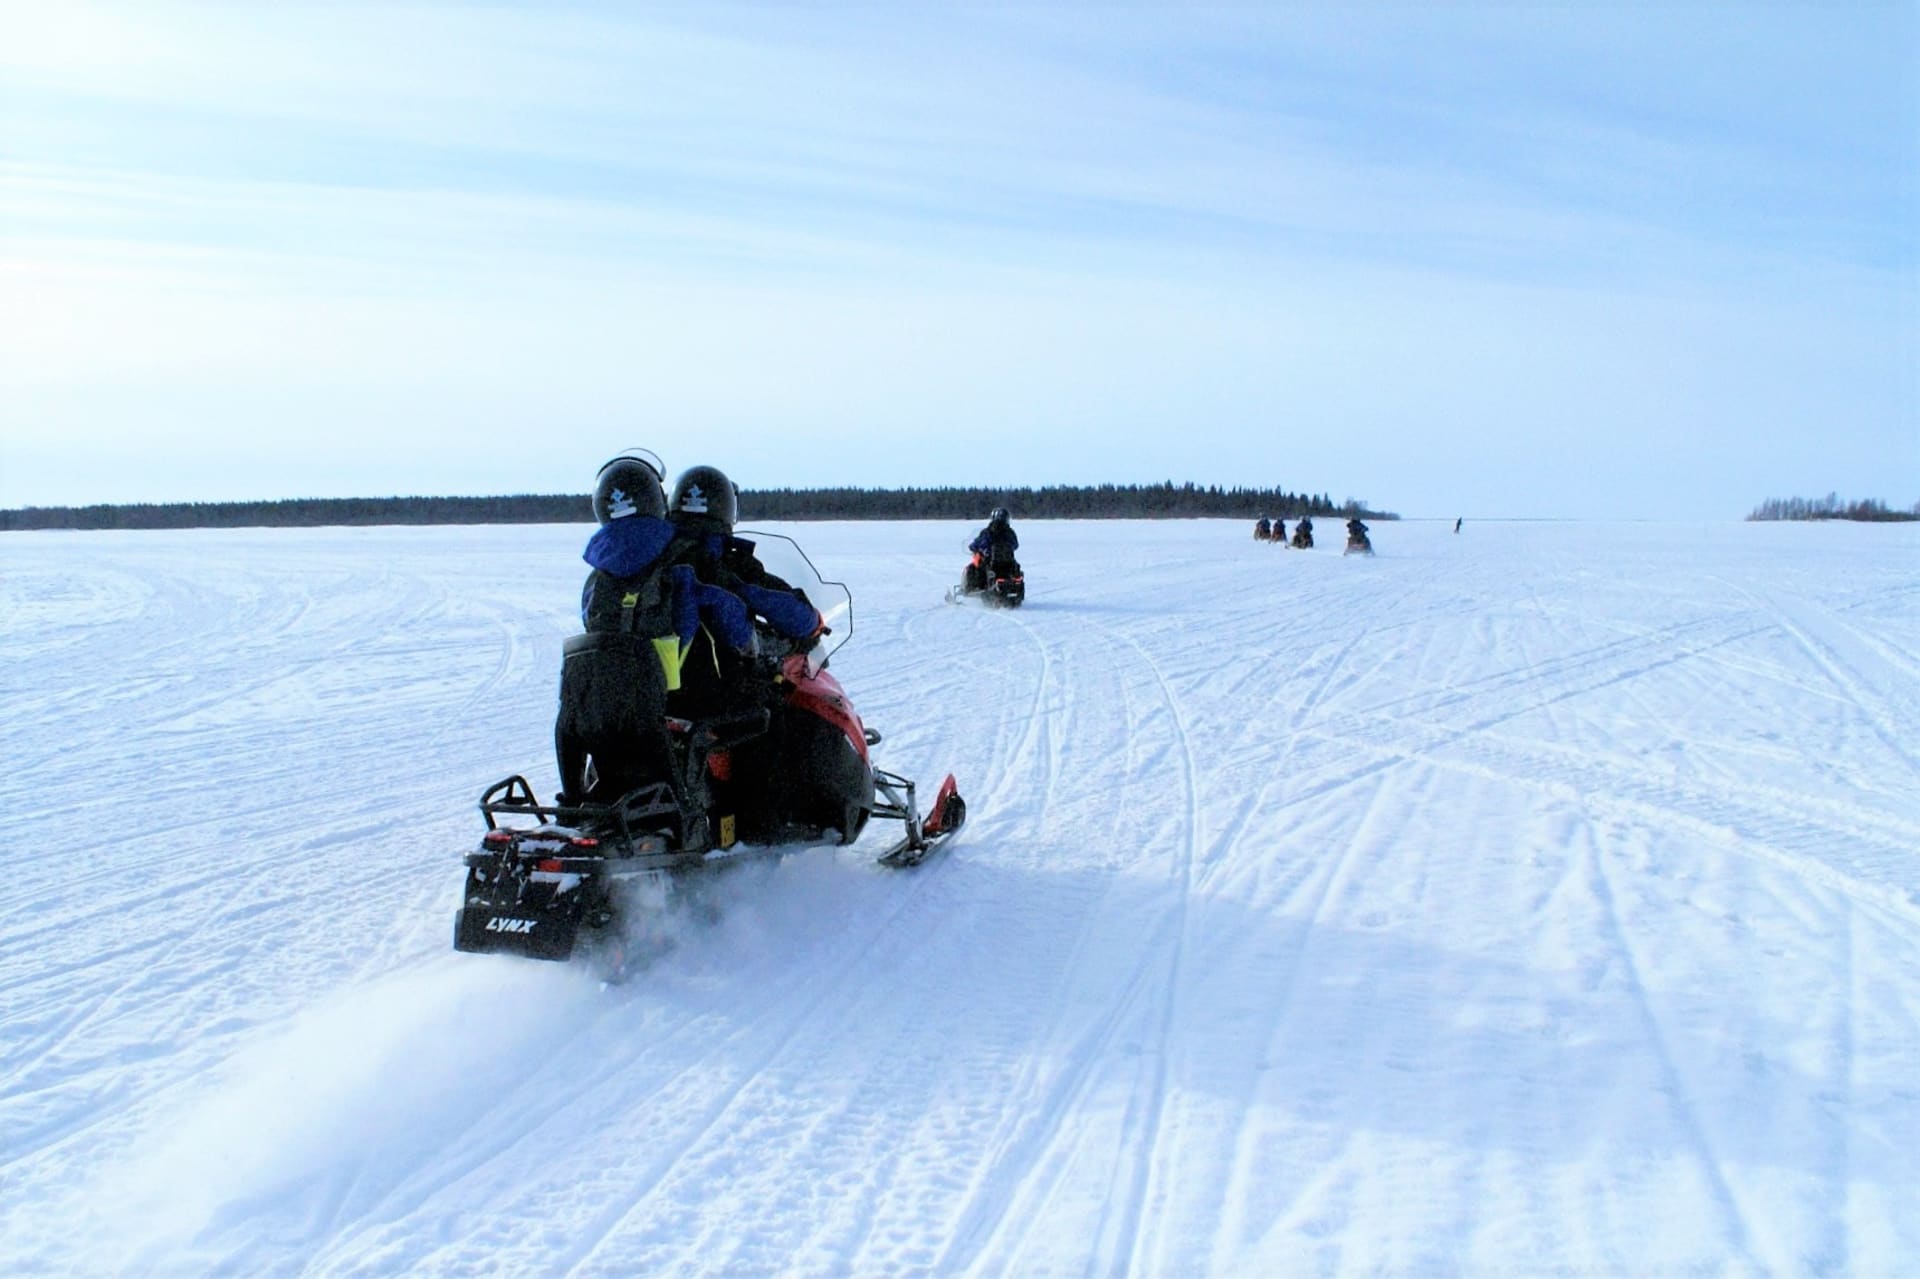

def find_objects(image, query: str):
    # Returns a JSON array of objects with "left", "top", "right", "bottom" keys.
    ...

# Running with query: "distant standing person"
[{"left": 1454, "top": 517, "right": 1463, "bottom": 534}]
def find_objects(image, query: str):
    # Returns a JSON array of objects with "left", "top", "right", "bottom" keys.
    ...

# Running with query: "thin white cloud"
[{"left": 1, "top": 1, "right": 1912, "bottom": 515}]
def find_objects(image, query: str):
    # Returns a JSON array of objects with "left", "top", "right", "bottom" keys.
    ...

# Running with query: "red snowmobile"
[
  {"left": 454, "top": 534, "right": 966, "bottom": 978},
  {"left": 948, "top": 552, "right": 1026, "bottom": 608}
]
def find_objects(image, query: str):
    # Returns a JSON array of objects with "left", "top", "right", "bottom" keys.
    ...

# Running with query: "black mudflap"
[
  {"left": 453, "top": 853, "right": 601, "bottom": 962},
  {"left": 453, "top": 901, "right": 584, "bottom": 961}
]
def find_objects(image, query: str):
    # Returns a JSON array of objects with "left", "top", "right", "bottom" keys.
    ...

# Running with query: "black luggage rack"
[{"left": 471, "top": 775, "right": 692, "bottom": 871}]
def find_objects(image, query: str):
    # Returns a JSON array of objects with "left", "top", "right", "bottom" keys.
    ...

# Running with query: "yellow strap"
[{"left": 652, "top": 636, "right": 683, "bottom": 691}]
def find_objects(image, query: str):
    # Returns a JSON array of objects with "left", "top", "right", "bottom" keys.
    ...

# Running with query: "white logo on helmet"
[
  {"left": 607, "top": 487, "right": 637, "bottom": 518},
  {"left": 681, "top": 485, "right": 709, "bottom": 514}
]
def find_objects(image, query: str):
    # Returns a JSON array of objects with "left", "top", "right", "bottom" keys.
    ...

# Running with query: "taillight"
[
  {"left": 482, "top": 831, "right": 512, "bottom": 846},
  {"left": 570, "top": 836, "right": 599, "bottom": 848},
  {"left": 536, "top": 858, "right": 564, "bottom": 872}
]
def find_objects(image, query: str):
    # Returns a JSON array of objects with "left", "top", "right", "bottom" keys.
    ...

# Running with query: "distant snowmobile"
[
  {"left": 1290, "top": 517, "right": 1315, "bottom": 550},
  {"left": 947, "top": 554, "right": 1026, "bottom": 608},
  {"left": 1344, "top": 519, "right": 1374, "bottom": 556},
  {"left": 454, "top": 533, "right": 966, "bottom": 980},
  {"left": 949, "top": 509, "right": 1025, "bottom": 607},
  {"left": 1253, "top": 517, "right": 1272, "bottom": 541}
]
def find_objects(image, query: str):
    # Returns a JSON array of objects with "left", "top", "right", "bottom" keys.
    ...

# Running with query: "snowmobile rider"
[
  {"left": 557, "top": 451, "right": 757, "bottom": 807},
  {"left": 965, "top": 507, "right": 1021, "bottom": 591},
  {"left": 665, "top": 464, "right": 825, "bottom": 650},
  {"left": 664, "top": 464, "right": 834, "bottom": 844},
  {"left": 664, "top": 463, "right": 829, "bottom": 728},
  {"left": 580, "top": 454, "right": 757, "bottom": 670},
  {"left": 1347, "top": 517, "right": 1369, "bottom": 539}
]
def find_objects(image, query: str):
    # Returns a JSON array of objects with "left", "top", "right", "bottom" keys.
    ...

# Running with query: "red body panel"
[{"left": 781, "top": 653, "right": 869, "bottom": 762}]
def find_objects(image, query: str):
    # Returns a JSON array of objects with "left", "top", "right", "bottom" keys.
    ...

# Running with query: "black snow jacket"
[{"left": 969, "top": 523, "right": 1020, "bottom": 569}]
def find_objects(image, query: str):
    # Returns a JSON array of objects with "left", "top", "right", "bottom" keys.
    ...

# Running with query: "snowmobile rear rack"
[
  {"left": 479, "top": 773, "right": 685, "bottom": 846},
  {"left": 478, "top": 774, "right": 560, "bottom": 828}
]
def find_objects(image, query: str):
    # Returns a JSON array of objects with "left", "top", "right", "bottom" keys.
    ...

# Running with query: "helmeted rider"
[
  {"left": 666, "top": 464, "right": 824, "bottom": 646},
  {"left": 558, "top": 451, "right": 757, "bottom": 808},
  {"left": 965, "top": 506, "right": 1021, "bottom": 590},
  {"left": 581, "top": 453, "right": 755, "bottom": 669},
  {"left": 665, "top": 463, "right": 835, "bottom": 842}
]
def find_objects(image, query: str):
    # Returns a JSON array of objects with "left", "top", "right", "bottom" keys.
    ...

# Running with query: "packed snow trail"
[{"left": 1, "top": 519, "right": 1915, "bottom": 1277}]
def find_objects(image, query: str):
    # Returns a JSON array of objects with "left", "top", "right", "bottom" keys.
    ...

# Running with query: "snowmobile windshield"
[{"left": 737, "top": 531, "right": 852, "bottom": 661}]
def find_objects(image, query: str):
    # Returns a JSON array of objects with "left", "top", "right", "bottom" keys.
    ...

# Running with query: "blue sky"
[{"left": 2, "top": 1, "right": 1913, "bottom": 517}]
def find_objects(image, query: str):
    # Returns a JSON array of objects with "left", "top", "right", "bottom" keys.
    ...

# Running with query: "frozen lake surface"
[{"left": 2, "top": 517, "right": 1916, "bottom": 1277}]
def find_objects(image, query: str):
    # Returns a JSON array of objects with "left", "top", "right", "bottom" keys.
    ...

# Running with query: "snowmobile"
[
  {"left": 1343, "top": 521, "right": 1374, "bottom": 556},
  {"left": 454, "top": 534, "right": 967, "bottom": 977},
  {"left": 946, "top": 554, "right": 1025, "bottom": 608},
  {"left": 1290, "top": 518, "right": 1315, "bottom": 550}
]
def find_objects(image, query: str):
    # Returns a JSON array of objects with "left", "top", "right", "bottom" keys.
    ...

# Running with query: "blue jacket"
[
  {"left": 680, "top": 530, "right": 823, "bottom": 642},
  {"left": 581, "top": 517, "right": 754, "bottom": 652}
]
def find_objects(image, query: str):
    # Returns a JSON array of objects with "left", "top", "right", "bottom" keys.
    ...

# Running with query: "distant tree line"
[
  {"left": 742, "top": 483, "right": 1394, "bottom": 522},
  {"left": 1747, "top": 493, "right": 1919, "bottom": 523},
  {"left": 1, "top": 483, "right": 1396, "bottom": 531},
  {"left": 0, "top": 495, "right": 583, "bottom": 531}
]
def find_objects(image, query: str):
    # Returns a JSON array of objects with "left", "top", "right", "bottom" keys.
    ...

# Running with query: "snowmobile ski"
[{"left": 875, "top": 771, "right": 966, "bottom": 868}]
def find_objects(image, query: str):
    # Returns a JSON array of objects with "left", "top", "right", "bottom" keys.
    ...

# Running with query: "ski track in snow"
[{"left": 2, "top": 518, "right": 1917, "bottom": 1278}]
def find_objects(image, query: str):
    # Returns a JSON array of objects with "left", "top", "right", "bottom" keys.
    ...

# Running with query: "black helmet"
[
  {"left": 669, "top": 465, "right": 739, "bottom": 531},
  {"left": 592, "top": 449, "right": 666, "bottom": 525},
  {"left": 990, "top": 506, "right": 1010, "bottom": 526}
]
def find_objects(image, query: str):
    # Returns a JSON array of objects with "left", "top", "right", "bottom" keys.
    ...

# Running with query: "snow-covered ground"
[{"left": 2, "top": 517, "right": 1916, "bottom": 1278}]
